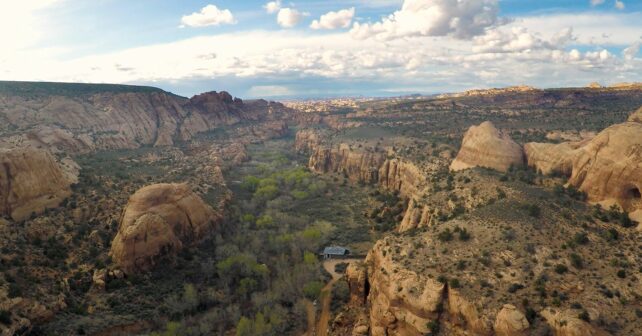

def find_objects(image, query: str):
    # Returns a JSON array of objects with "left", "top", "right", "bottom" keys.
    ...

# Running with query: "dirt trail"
[{"left": 315, "top": 258, "right": 362, "bottom": 336}]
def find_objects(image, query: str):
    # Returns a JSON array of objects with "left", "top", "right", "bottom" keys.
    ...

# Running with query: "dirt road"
[{"left": 315, "top": 258, "right": 362, "bottom": 336}]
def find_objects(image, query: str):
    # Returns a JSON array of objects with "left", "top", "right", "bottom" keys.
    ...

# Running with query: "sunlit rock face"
[
  {"left": 110, "top": 183, "right": 221, "bottom": 273},
  {"left": 450, "top": 121, "right": 524, "bottom": 173},
  {"left": 0, "top": 147, "right": 73, "bottom": 221}
]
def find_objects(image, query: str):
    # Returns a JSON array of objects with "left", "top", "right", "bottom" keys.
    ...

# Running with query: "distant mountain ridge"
[{"left": 0, "top": 81, "right": 293, "bottom": 153}]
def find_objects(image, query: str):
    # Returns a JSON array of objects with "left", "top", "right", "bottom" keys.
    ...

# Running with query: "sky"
[{"left": 1, "top": 0, "right": 641, "bottom": 99}]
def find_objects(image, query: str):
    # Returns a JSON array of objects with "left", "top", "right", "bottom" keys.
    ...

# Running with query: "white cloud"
[
  {"left": 590, "top": 0, "right": 605, "bottom": 6},
  {"left": 311, "top": 8, "right": 356, "bottom": 30},
  {"left": 350, "top": 0, "right": 503, "bottom": 40},
  {"left": 180, "top": 5, "right": 235, "bottom": 28},
  {"left": 264, "top": 0, "right": 282, "bottom": 14},
  {"left": 615, "top": 0, "right": 625, "bottom": 10},
  {"left": 277, "top": 8, "right": 306, "bottom": 28},
  {"left": 623, "top": 41, "right": 641, "bottom": 60}
]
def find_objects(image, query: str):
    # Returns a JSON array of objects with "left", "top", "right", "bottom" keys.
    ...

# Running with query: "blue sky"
[{"left": 1, "top": 0, "right": 641, "bottom": 98}]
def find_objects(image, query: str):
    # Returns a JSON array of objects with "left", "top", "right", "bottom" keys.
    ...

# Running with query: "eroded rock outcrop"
[
  {"left": 628, "top": 106, "right": 642, "bottom": 122},
  {"left": 0, "top": 147, "right": 73, "bottom": 221},
  {"left": 450, "top": 121, "right": 524, "bottom": 172},
  {"left": 540, "top": 308, "right": 608, "bottom": 336},
  {"left": 110, "top": 183, "right": 220, "bottom": 273},
  {"left": 365, "top": 240, "right": 445, "bottom": 336},
  {"left": 523, "top": 142, "right": 579, "bottom": 176},
  {"left": 346, "top": 262, "right": 368, "bottom": 305},
  {"left": 309, "top": 144, "right": 386, "bottom": 184},
  {"left": 526, "top": 109, "right": 642, "bottom": 213},
  {"left": 494, "top": 304, "right": 530, "bottom": 336}
]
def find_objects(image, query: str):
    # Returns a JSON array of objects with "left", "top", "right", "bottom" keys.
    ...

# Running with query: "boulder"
[
  {"left": 109, "top": 183, "right": 220, "bottom": 273},
  {"left": 450, "top": 121, "right": 524, "bottom": 173},
  {"left": 0, "top": 147, "right": 73, "bottom": 221},
  {"left": 494, "top": 304, "right": 529, "bottom": 336}
]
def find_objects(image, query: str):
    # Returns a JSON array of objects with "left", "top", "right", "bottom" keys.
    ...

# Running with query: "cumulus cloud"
[
  {"left": 311, "top": 8, "right": 355, "bottom": 30},
  {"left": 277, "top": 8, "right": 306, "bottom": 28},
  {"left": 180, "top": 4, "right": 235, "bottom": 28},
  {"left": 264, "top": 0, "right": 282, "bottom": 14},
  {"left": 350, "top": 0, "right": 504, "bottom": 40},
  {"left": 615, "top": 0, "right": 625, "bottom": 10}
]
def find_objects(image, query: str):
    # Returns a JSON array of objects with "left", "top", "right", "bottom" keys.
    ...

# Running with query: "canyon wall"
[
  {"left": 302, "top": 132, "right": 431, "bottom": 232},
  {"left": 0, "top": 87, "right": 292, "bottom": 153}
]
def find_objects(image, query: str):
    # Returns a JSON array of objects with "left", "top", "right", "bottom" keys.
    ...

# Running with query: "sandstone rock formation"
[
  {"left": 494, "top": 304, "right": 530, "bottom": 336},
  {"left": 450, "top": 121, "right": 524, "bottom": 172},
  {"left": 0, "top": 147, "right": 73, "bottom": 221},
  {"left": 345, "top": 262, "right": 368, "bottom": 305},
  {"left": 364, "top": 240, "right": 445, "bottom": 336},
  {"left": 110, "top": 183, "right": 220, "bottom": 273},
  {"left": 526, "top": 110, "right": 642, "bottom": 213},
  {"left": 540, "top": 308, "right": 608, "bottom": 336},
  {"left": 309, "top": 144, "right": 386, "bottom": 184},
  {"left": 523, "top": 142, "right": 578, "bottom": 176}
]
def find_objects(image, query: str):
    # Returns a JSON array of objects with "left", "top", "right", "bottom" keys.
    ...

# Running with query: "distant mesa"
[
  {"left": 0, "top": 147, "right": 74, "bottom": 221},
  {"left": 587, "top": 82, "right": 602, "bottom": 88},
  {"left": 110, "top": 183, "right": 221, "bottom": 273},
  {"left": 450, "top": 121, "right": 524, "bottom": 173}
]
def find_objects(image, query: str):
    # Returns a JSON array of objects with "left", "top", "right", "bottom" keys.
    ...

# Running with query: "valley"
[{"left": 0, "top": 81, "right": 641, "bottom": 336}]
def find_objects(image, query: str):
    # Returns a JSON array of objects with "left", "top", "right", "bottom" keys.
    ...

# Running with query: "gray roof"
[{"left": 323, "top": 246, "right": 349, "bottom": 255}]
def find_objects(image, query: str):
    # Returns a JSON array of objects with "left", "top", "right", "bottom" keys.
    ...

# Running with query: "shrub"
[
  {"left": 458, "top": 228, "right": 471, "bottom": 241},
  {"left": 578, "top": 310, "right": 590, "bottom": 322},
  {"left": 508, "top": 283, "right": 524, "bottom": 293},
  {"left": 573, "top": 232, "right": 589, "bottom": 245},
  {"left": 570, "top": 253, "right": 583, "bottom": 269},
  {"left": 449, "top": 278, "right": 461, "bottom": 288},
  {"left": 0, "top": 310, "right": 11, "bottom": 325},
  {"left": 303, "top": 281, "right": 324, "bottom": 300},
  {"left": 426, "top": 320, "right": 440, "bottom": 335},
  {"left": 437, "top": 228, "right": 453, "bottom": 242},
  {"left": 554, "top": 264, "right": 568, "bottom": 274},
  {"left": 616, "top": 270, "right": 626, "bottom": 278}
]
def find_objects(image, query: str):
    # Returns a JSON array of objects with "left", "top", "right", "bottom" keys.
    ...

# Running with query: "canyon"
[{"left": 0, "top": 81, "right": 641, "bottom": 335}]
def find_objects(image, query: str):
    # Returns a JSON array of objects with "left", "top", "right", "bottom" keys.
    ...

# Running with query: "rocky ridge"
[{"left": 0, "top": 82, "right": 292, "bottom": 154}]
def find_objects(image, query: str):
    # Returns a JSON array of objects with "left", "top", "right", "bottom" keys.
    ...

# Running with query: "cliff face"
[
  {"left": 303, "top": 130, "right": 432, "bottom": 232},
  {"left": 0, "top": 86, "right": 292, "bottom": 153},
  {"left": 0, "top": 147, "right": 74, "bottom": 221},
  {"left": 347, "top": 208, "right": 622, "bottom": 336},
  {"left": 308, "top": 144, "right": 386, "bottom": 184},
  {"left": 110, "top": 183, "right": 221, "bottom": 273}
]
